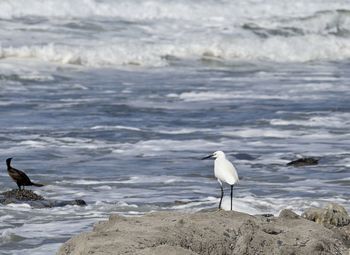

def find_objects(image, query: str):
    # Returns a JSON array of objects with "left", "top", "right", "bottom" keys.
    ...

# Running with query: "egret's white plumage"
[
  {"left": 202, "top": 150, "right": 239, "bottom": 210},
  {"left": 213, "top": 151, "right": 239, "bottom": 186}
]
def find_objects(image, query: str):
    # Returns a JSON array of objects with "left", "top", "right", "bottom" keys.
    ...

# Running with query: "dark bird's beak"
[{"left": 201, "top": 154, "right": 213, "bottom": 160}]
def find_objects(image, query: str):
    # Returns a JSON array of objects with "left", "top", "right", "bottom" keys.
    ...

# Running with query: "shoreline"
[{"left": 57, "top": 203, "right": 350, "bottom": 255}]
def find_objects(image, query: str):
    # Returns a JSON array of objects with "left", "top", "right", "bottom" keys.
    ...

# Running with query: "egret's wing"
[{"left": 215, "top": 159, "right": 239, "bottom": 185}]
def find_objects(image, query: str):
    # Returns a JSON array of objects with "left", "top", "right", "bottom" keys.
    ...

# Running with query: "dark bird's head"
[{"left": 6, "top": 158, "right": 13, "bottom": 167}]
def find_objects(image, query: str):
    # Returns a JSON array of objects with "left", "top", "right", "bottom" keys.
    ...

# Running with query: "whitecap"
[{"left": 91, "top": 125, "right": 141, "bottom": 131}]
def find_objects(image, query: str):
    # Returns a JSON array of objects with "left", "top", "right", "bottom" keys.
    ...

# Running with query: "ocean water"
[{"left": 0, "top": 0, "right": 350, "bottom": 254}]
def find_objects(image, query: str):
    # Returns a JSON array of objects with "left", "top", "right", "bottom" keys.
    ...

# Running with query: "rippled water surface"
[{"left": 0, "top": 0, "right": 349, "bottom": 254}]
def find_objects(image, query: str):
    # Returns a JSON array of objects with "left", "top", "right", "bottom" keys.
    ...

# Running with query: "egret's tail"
[{"left": 31, "top": 182, "right": 44, "bottom": 187}]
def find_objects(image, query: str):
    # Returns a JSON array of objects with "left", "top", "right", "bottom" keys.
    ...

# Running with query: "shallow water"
[{"left": 0, "top": 0, "right": 350, "bottom": 254}]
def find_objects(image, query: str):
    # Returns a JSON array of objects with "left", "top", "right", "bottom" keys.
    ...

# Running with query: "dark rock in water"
[
  {"left": 174, "top": 200, "right": 191, "bottom": 205},
  {"left": 74, "top": 199, "right": 87, "bottom": 206},
  {"left": 286, "top": 157, "right": 319, "bottom": 167},
  {"left": 24, "top": 199, "right": 87, "bottom": 208},
  {"left": 0, "top": 189, "right": 87, "bottom": 208}
]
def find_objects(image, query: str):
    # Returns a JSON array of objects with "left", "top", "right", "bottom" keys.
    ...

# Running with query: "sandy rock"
[
  {"left": 333, "top": 224, "right": 350, "bottom": 249},
  {"left": 279, "top": 209, "right": 300, "bottom": 219},
  {"left": 302, "top": 203, "right": 350, "bottom": 227},
  {"left": 57, "top": 209, "right": 349, "bottom": 255}
]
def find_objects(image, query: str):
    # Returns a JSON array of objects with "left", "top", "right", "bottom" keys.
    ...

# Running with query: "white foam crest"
[
  {"left": 246, "top": 9, "right": 350, "bottom": 37},
  {"left": 19, "top": 136, "right": 108, "bottom": 150},
  {"left": 173, "top": 91, "right": 288, "bottom": 102},
  {"left": 14, "top": 136, "right": 222, "bottom": 155},
  {"left": 93, "top": 185, "right": 112, "bottom": 191},
  {"left": 18, "top": 73, "right": 54, "bottom": 82},
  {"left": 233, "top": 196, "right": 350, "bottom": 215},
  {"left": 222, "top": 128, "right": 303, "bottom": 138},
  {"left": 91, "top": 125, "right": 141, "bottom": 131},
  {"left": 56, "top": 175, "right": 211, "bottom": 186},
  {"left": 2, "top": 33, "right": 350, "bottom": 67},
  {"left": 0, "top": 43, "right": 167, "bottom": 67},
  {"left": 156, "top": 127, "right": 212, "bottom": 135},
  {"left": 220, "top": 197, "right": 261, "bottom": 214},
  {"left": 170, "top": 195, "right": 350, "bottom": 215},
  {"left": 115, "top": 175, "right": 210, "bottom": 185},
  {"left": 171, "top": 196, "right": 261, "bottom": 215},
  {"left": 6, "top": 203, "right": 31, "bottom": 209},
  {"left": 171, "top": 87, "right": 334, "bottom": 102},
  {"left": 270, "top": 113, "right": 350, "bottom": 128},
  {"left": 113, "top": 139, "right": 218, "bottom": 155},
  {"left": 223, "top": 126, "right": 348, "bottom": 141},
  {"left": 0, "top": 229, "right": 24, "bottom": 243},
  {"left": 0, "top": 0, "right": 349, "bottom": 21},
  {"left": 204, "top": 34, "right": 350, "bottom": 63},
  {"left": 0, "top": 0, "right": 225, "bottom": 20},
  {"left": 0, "top": 60, "right": 57, "bottom": 83}
]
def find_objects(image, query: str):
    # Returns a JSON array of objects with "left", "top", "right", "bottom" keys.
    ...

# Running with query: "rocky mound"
[
  {"left": 2, "top": 189, "right": 44, "bottom": 201},
  {"left": 302, "top": 203, "right": 350, "bottom": 248},
  {"left": 57, "top": 204, "right": 350, "bottom": 255},
  {"left": 303, "top": 203, "right": 350, "bottom": 227}
]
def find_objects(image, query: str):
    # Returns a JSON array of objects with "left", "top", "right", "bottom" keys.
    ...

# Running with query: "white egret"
[{"left": 202, "top": 151, "right": 239, "bottom": 210}]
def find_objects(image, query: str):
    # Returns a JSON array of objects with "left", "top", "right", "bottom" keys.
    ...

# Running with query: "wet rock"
[
  {"left": 0, "top": 189, "right": 86, "bottom": 208},
  {"left": 174, "top": 200, "right": 191, "bottom": 205},
  {"left": 27, "top": 199, "right": 87, "bottom": 208},
  {"left": 302, "top": 203, "right": 350, "bottom": 227},
  {"left": 1, "top": 189, "right": 44, "bottom": 201},
  {"left": 286, "top": 157, "right": 319, "bottom": 167}
]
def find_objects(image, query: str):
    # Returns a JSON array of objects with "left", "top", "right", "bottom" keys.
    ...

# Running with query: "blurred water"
[{"left": 0, "top": 0, "right": 349, "bottom": 254}]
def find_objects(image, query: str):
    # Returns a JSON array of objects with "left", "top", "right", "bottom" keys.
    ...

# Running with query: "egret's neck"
[{"left": 215, "top": 155, "right": 226, "bottom": 161}]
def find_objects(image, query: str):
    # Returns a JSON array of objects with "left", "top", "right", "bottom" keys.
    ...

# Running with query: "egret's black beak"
[{"left": 201, "top": 154, "right": 213, "bottom": 160}]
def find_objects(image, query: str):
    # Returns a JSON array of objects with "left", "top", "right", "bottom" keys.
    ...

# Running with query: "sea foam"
[
  {"left": 1, "top": 0, "right": 350, "bottom": 67},
  {"left": 1, "top": 34, "right": 350, "bottom": 67}
]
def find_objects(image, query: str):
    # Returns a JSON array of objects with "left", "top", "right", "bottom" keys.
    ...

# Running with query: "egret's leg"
[
  {"left": 230, "top": 185, "right": 233, "bottom": 211},
  {"left": 219, "top": 185, "right": 224, "bottom": 209}
]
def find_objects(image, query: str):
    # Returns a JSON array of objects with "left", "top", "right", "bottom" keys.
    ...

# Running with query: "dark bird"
[{"left": 6, "top": 158, "right": 44, "bottom": 190}]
